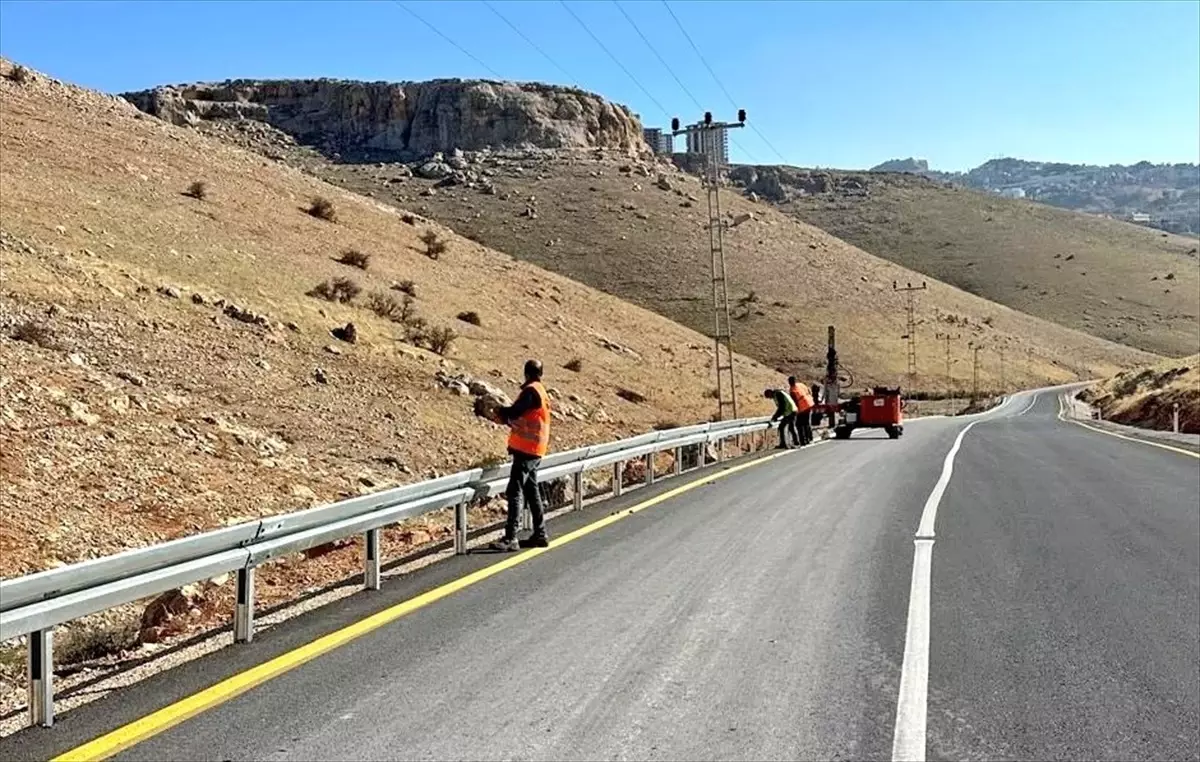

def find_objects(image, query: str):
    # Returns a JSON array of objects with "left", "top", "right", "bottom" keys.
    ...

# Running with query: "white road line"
[
  {"left": 892, "top": 420, "right": 980, "bottom": 762},
  {"left": 1016, "top": 395, "right": 1037, "bottom": 417}
]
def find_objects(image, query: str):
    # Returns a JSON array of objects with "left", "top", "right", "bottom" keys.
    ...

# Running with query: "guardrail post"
[
  {"left": 364, "top": 529, "right": 381, "bottom": 591},
  {"left": 1173, "top": 403, "right": 1180, "bottom": 433},
  {"left": 612, "top": 461, "right": 623, "bottom": 497},
  {"left": 454, "top": 500, "right": 468, "bottom": 555},
  {"left": 644, "top": 453, "right": 655, "bottom": 485},
  {"left": 234, "top": 567, "right": 256, "bottom": 644},
  {"left": 572, "top": 471, "right": 583, "bottom": 511},
  {"left": 717, "top": 439, "right": 725, "bottom": 463},
  {"left": 28, "top": 628, "right": 53, "bottom": 727},
  {"left": 673, "top": 446, "right": 682, "bottom": 476}
]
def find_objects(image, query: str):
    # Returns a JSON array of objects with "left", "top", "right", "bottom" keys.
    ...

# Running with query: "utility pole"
[
  {"left": 672, "top": 110, "right": 746, "bottom": 420},
  {"left": 894, "top": 281, "right": 927, "bottom": 385},
  {"left": 998, "top": 348, "right": 1006, "bottom": 392},
  {"left": 936, "top": 332, "right": 960, "bottom": 400},
  {"left": 969, "top": 341, "right": 982, "bottom": 405}
]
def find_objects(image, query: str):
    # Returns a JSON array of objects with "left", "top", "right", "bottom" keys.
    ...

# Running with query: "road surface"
[{"left": 2, "top": 389, "right": 1197, "bottom": 761}]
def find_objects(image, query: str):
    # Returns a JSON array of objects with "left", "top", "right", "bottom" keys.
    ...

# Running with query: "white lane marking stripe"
[
  {"left": 915, "top": 421, "right": 980, "bottom": 539},
  {"left": 1016, "top": 395, "right": 1037, "bottom": 417},
  {"left": 892, "top": 419, "right": 981, "bottom": 762},
  {"left": 894, "top": 539, "right": 935, "bottom": 762}
]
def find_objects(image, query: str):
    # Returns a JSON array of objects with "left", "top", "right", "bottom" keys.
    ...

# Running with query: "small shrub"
[
  {"left": 307, "top": 196, "right": 338, "bottom": 222},
  {"left": 9, "top": 65, "right": 30, "bottom": 84},
  {"left": 706, "top": 387, "right": 720, "bottom": 399},
  {"left": 425, "top": 325, "right": 457, "bottom": 355},
  {"left": 308, "top": 276, "right": 361, "bottom": 303},
  {"left": 391, "top": 279, "right": 417, "bottom": 297},
  {"left": 456, "top": 310, "right": 482, "bottom": 326},
  {"left": 1165, "top": 272, "right": 1176, "bottom": 280},
  {"left": 11, "top": 321, "right": 56, "bottom": 348},
  {"left": 420, "top": 230, "right": 447, "bottom": 260},
  {"left": 982, "top": 316, "right": 994, "bottom": 327},
  {"left": 401, "top": 213, "right": 417, "bottom": 225},
  {"left": 337, "top": 248, "right": 371, "bottom": 270},
  {"left": 368, "top": 292, "right": 417, "bottom": 324},
  {"left": 185, "top": 180, "right": 208, "bottom": 200},
  {"left": 616, "top": 387, "right": 648, "bottom": 404},
  {"left": 564, "top": 357, "right": 583, "bottom": 372}
]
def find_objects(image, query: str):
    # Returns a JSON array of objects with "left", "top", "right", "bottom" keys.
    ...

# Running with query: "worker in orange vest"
[
  {"left": 788, "top": 376, "right": 815, "bottom": 447},
  {"left": 490, "top": 359, "right": 552, "bottom": 552}
]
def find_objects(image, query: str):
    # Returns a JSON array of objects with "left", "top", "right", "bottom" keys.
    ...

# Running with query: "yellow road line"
[
  {"left": 52, "top": 449, "right": 793, "bottom": 762},
  {"left": 1058, "top": 393, "right": 1198, "bottom": 459}
]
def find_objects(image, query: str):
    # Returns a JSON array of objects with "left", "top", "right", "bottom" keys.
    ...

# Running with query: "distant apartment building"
[
  {"left": 1130, "top": 212, "right": 1152, "bottom": 223},
  {"left": 684, "top": 122, "right": 729, "bottom": 166},
  {"left": 997, "top": 187, "right": 1026, "bottom": 199},
  {"left": 642, "top": 127, "right": 673, "bottom": 155}
]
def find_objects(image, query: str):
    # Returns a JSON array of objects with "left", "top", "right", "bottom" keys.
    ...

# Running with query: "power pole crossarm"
[{"left": 673, "top": 110, "right": 746, "bottom": 420}]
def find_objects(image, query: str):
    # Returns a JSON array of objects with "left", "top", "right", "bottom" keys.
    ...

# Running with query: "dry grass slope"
[
  {"left": 770, "top": 171, "right": 1200, "bottom": 357},
  {"left": 0, "top": 60, "right": 783, "bottom": 581},
  {"left": 307, "top": 151, "right": 1154, "bottom": 392}
]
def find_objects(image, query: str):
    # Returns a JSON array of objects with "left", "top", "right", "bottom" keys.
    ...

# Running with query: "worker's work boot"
[
  {"left": 519, "top": 533, "right": 550, "bottom": 549},
  {"left": 489, "top": 537, "right": 520, "bottom": 552}
]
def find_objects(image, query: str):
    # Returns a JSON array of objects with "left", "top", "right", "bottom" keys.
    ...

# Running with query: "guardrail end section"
[
  {"left": 28, "top": 628, "right": 53, "bottom": 727},
  {"left": 234, "top": 567, "right": 255, "bottom": 644}
]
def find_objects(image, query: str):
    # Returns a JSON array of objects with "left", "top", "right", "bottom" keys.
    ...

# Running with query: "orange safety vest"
[
  {"left": 507, "top": 381, "right": 551, "bottom": 457},
  {"left": 789, "top": 382, "right": 814, "bottom": 413}
]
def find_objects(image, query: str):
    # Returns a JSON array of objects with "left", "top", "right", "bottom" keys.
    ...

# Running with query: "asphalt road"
[{"left": 2, "top": 390, "right": 1196, "bottom": 761}]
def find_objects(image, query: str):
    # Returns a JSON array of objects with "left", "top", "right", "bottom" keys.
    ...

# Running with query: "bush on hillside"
[
  {"left": 307, "top": 197, "right": 338, "bottom": 222},
  {"left": 391, "top": 279, "right": 417, "bottom": 297},
  {"left": 185, "top": 180, "right": 208, "bottom": 200},
  {"left": 308, "top": 277, "right": 361, "bottom": 303},
  {"left": 456, "top": 311, "right": 482, "bottom": 326},
  {"left": 564, "top": 357, "right": 583, "bottom": 372},
  {"left": 10, "top": 321, "right": 57, "bottom": 349},
  {"left": 337, "top": 248, "right": 371, "bottom": 270},
  {"left": 420, "top": 230, "right": 447, "bottom": 260}
]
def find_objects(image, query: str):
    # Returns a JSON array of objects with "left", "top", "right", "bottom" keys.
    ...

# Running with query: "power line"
[
  {"left": 558, "top": 0, "right": 672, "bottom": 118},
  {"left": 613, "top": 0, "right": 702, "bottom": 111},
  {"left": 484, "top": 0, "right": 577, "bottom": 86},
  {"left": 392, "top": 1, "right": 505, "bottom": 80},
  {"left": 662, "top": 0, "right": 782, "bottom": 164},
  {"left": 611, "top": 0, "right": 757, "bottom": 164}
]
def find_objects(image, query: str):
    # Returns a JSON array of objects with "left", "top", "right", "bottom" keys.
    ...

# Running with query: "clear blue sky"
[{"left": 1, "top": 0, "right": 1197, "bottom": 169}]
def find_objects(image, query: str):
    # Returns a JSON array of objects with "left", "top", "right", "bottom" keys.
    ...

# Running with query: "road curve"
[{"left": 1, "top": 390, "right": 1195, "bottom": 761}]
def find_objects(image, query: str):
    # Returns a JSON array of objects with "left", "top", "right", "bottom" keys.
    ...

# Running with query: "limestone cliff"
[{"left": 122, "top": 78, "right": 646, "bottom": 158}]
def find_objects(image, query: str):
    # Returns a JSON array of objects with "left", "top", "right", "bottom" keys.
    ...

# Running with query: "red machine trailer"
[{"left": 832, "top": 386, "right": 905, "bottom": 439}]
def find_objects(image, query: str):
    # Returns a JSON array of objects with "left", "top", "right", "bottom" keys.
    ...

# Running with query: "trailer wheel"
[
  {"left": 886, "top": 425, "right": 901, "bottom": 439},
  {"left": 835, "top": 425, "right": 852, "bottom": 440}
]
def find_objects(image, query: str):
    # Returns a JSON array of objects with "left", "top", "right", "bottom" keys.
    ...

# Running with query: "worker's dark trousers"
[
  {"left": 794, "top": 409, "right": 813, "bottom": 446},
  {"left": 505, "top": 451, "right": 546, "bottom": 541},
  {"left": 778, "top": 413, "right": 797, "bottom": 447}
]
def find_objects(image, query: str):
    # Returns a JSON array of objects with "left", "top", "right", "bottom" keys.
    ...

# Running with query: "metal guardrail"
[{"left": 0, "top": 415, "right": 773, "bottom": 728}]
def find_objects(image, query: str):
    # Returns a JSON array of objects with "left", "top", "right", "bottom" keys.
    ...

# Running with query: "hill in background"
[
  {"left": 732, "top": 165, "right": 1199, "bottom": 358},
  {"left": 870, "top": 156, "right": 1200, "bottom": 236},
  {"left": 0, "top": 61, "right": 784, "bottom": 579},
  {"left": 121, "top": 77, "right": 1159, "bottom": 394},
  {"left": 1082, "top": 354, "right": 1200, "bottom": 434}
]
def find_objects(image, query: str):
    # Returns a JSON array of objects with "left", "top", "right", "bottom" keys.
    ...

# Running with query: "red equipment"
[{"left": 834, "top": 386, "right": 905, "bottom": 439}]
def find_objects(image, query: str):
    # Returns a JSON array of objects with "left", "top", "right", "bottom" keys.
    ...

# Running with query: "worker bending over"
[
  {"left": 788, "top": 376, "right": 815, "bottom": 447},
  {"left": 764, "top": 387, "right": 798, "bottom": 449},
  {"left": 491, "top": 359, "right": 551, "bottom": 552}
]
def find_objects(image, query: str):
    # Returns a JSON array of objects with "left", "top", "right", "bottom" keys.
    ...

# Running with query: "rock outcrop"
[{"left": 122, "top": 78, "right": 646, "bottom": 158}]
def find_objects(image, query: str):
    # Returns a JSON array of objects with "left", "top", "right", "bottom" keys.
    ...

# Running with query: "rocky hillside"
[
  {"left": 873, "top": 157, "right": 1200, "bottom": 236},
  {"left": 1081, "top": 355, "right": 1200, "bottom": 434},
  {"left": 122, "top": 78, "right": 647, "bottom": 160},
  {"left": 0, "top": 59, "right": 784, "bottom": 585},
  {"left": 729, "top": 165, "right": 1199, "bottom": 358}
]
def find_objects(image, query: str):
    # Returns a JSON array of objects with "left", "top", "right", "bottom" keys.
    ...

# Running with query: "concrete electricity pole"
[
  {"left": 672, "top": 110, "right": 746, "bottom": 421},
  {"left": 936, "top": 332, "right": 960, "bottom": 400},
  {"left": 894, "top": 281, "right": 927, "bottom": 385},
  {"left": 998, "top": 348, "right": 1006, "bottom": 392}
]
